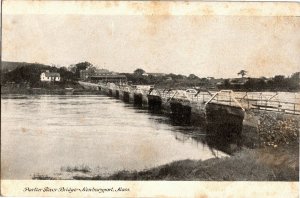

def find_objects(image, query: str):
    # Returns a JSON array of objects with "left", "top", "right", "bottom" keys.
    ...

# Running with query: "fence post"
[{"left": 247, "top": 93, "right": 250, "bottom": 109}]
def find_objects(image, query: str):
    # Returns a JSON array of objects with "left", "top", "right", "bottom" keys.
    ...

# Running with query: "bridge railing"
[
  {"left": 146, "top": 87, "right": 300, "bottom": 115},
  {"left": 190, "top": 93, "right": 213, "bottom": 103},
  {"left": 204, "top": 90, "right": 245, "bottom": 110},
  {"left": 235, "top": 92, "right": 300, "bottom": 115}
]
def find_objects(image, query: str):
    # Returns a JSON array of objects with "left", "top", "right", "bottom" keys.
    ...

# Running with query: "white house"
[{"left": 40, "top": 70, "right": 60, "bottom": 82}]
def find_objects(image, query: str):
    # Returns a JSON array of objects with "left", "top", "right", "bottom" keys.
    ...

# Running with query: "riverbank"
[
  {"left": 1, "top": 85, "right": 101, "bottom": 95},
  {"left": 33, "top": 140, "right": 298, "bottom": 181},
  {"left": 90, "top": 142, "right": 298, "bottom": 181},
  {"left": 117, "top": 144, "right": 298, "bottom": 181}
]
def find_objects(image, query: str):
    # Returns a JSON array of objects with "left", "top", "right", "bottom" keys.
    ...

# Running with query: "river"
[{"left": 1, "top": 94, "right": 227, "bottom": 179}]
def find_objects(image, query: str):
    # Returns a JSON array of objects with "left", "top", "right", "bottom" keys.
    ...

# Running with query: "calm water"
[{"left": 1, "top": 95, "right": 226, "bottom": 179}]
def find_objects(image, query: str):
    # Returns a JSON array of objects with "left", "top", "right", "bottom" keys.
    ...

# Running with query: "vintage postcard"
[{"left": 1, "top": 0, "right": 299, "bottom": 197}]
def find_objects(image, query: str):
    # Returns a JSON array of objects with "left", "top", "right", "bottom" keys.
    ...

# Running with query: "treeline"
[
  {"left": 219, "top": 74, "right": 300, "bottom": 91},
  {"left": 122, "top": 70, "right": 212, "bottom": 89},
  {"left": 1, "top": 63, "right": 75, "bottom": 87},
  {"left": 1, "top": 62, "right": 299, "bottom": 91},
  {"left": 124, "top": 69, "right": 299, "bottom": 91},
  {"left": 1, "top": 61, "right": 95, "bottom": 87}
]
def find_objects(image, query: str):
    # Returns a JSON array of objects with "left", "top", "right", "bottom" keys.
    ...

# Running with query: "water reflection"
[{"left": 130, "top": 105, "right": 242, "bottom": 155}]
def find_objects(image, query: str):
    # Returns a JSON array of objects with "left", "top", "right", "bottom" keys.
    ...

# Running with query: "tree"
[
  {"left": 58, "top": 67, "right": 76, "bottom": 82},
  {"left": 74, "top": 62, "right": 93, "bottom": 78},
  {"left": 224, "top": 79, "right": 230, "bottom": 86},
  {"left": 291, "top": 72, "right": 300, "bottom": 80},
  {"left": 188, "top": 74, "right": 199, "bottom": 80},
  {"left": 273, "top": 75, "right": 285, "bottom": 89},
  {"left": 133, "top": 68, "right": 145, "bottom": 76},
  {"left": 237, "top": 70, "right": 248, "bottom": 78},
  {"left": 68, "top": 64, "right": 76, "bottom": 73},
  {"left": 2, "top": 64, "right": 51, "bottom": 85},
  {"left": 287, "top": 72, "right": 300, "bottom": 90}
]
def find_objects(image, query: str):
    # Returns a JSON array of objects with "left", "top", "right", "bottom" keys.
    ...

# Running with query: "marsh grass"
[
  {"left": 32, "top": 143, "right": 298, "bottom": 181},
  {"left": 72, "top": 147, "right": 298, "bottom": 181},
  {"left": 32, "top": 174, "right": 56, "bottom": 180},
  {"left": 60, "top": 164, "right": 91, "bottom": 174}
]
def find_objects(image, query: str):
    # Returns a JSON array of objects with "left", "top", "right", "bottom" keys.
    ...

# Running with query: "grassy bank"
[
  {"left": 77, "top": 144, "right": 298, "bottom": 181},
  {"left": 33, "top": 141, "right": 298, "bottom": 181}
]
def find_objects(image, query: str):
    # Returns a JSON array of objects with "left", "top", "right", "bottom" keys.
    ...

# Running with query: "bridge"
[
  {"left": 78, "top": 81, "right": 300, "bottom": 137},
  {"left": 79, "top": 81, "right": 299, "bottom": 115}
]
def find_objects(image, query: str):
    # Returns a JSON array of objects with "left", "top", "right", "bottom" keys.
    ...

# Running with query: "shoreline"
[
  {"left": 2, "top": 84, "right": 300, "bottom": 94},
  {"left": 32, "top": 141, "right": 299, "bottom": 181},
  {"left": 1, "top": 87, "right": 101, "bottom": 95}
]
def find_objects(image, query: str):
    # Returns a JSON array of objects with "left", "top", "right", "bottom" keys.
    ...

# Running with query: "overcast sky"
[{"left": 2, "top": 4, "right": 300, "bottom": 78}]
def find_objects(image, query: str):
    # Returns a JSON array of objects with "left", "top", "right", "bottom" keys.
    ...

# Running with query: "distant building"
[
  {"left": 90, "top": 74, "right": 127, "bottom": 84},
  {"left": 229, "top": 78, "right": 248, "bottom": 85},
  {"left": 80, "top": 69, "right": 112, "bottom": 80},
  {"left": 208, "top": 78, "right": 223, "bottom": 88},
  {"left": 80, "top": 68, "right": 127, "bottom": 84},
  {"left": 95, "top": 69, "right": 111, "bottom": 74},
  {"left": 80, "top": 70, "right": 91, "bottom": 80},
  {"left": 40, "top": 71, "right": 60, "bottom": 82}
]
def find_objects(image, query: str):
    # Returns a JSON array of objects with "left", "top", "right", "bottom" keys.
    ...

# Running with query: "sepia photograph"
[{"left": 1, "top": 0, "right": 299, "bottom": 197}]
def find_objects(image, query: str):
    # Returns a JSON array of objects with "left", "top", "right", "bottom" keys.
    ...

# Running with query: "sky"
[{"left": 2, "top": 1, "right": 300, "bottom": 78}]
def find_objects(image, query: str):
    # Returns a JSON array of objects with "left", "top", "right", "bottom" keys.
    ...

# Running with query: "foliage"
[
  {"left": 237, "top": 70, "right": 248, "bottom": 78},
  {"left": 2, "top": 63, "right": 299, "bottom": 92},
  {"left": 219, "top": 72, "right": 299, "bottom": 91},
  {"left": 123, "top": 71, "right": 204, "bottom": 89},
  {"left": 188, "top": 74, "right": 199, "bottom": 80},
  {"left": 1, "top": 61, "right": 31, "bottom": 73},
  {"left": 133, "top": 68, "right": 146, "bottom": 76},
  {"left": 1, "top": 63, "right": 76, "bottom": 87},
  {"left": 68, "top": 62, "right": 94, "bottom": 78}
]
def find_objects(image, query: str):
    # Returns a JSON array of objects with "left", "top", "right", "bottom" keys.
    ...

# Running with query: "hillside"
[
  {"left": 1, "top": 61, "right": 75, "bottom": 86},
  {"left": 1, "top": 61, "right": 33, "bottom": 73}
]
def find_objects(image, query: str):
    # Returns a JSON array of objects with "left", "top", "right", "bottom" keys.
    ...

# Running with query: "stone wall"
[{"left": 242, "top": 110, "right": 299, "bottom": 148}]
